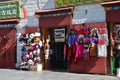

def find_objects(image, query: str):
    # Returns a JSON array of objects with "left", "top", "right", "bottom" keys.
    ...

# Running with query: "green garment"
[{"left": 112, "top": 56, "right": 117, "bottom": 75}]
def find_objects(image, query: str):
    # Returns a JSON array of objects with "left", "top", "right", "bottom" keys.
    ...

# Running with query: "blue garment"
[
  {"left": 84, "top": 34, "right": 89, "bottom": 38},
  {"left": 74, "top": 35, "right": 78, "bottom": 44},
  {"left": 68, "top": 35, "right": 78, "bottom": 45},
  {"left": 68, "top": 35, "right": 73, "bottom": 45}
]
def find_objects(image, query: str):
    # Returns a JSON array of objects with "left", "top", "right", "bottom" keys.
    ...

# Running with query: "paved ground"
[{"left": 0, "top": 69, "right": 119, "bottom": 80}]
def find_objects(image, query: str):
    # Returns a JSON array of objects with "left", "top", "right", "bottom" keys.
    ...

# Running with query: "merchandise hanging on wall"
[
  {"left": 68, "top": 25, "right": 108, "bottom": 63},
  {"left": 18, "top": 32, "right": 42, "bottom": 70}
]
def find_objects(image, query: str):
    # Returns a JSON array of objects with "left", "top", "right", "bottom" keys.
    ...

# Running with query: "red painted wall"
[
  {"left": 0, "top": 28, "right": 16, "bottom": 68},
  {"left": 106, "top": 10, "right": 120, "bottom": 23},
  {"left": 39, "top": 15, "right": 72, "bottom": 27},
  {"left": 69, "top": 22, "right": 107, "bottom": 74},
  {"left": 25, "top": 27, "right": 40, "bottom": 34},
  {"left": 70, "top": 57, "right": 107, "bottom": 74}
]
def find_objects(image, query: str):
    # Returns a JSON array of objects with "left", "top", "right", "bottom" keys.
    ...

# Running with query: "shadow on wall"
[
  {"left": 86, "top": 56, "right": 107, "bottom": 74},
  {"left": 69, "top": 56, "right": 107, "bottom": 74}
]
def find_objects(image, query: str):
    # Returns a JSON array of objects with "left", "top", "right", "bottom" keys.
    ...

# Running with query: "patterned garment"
[
  {"left": 89, "top": 43, "right": 97, "bottom": 56},
  {"left": 97, "top": 44, "right": 107, "bottom": 57}
]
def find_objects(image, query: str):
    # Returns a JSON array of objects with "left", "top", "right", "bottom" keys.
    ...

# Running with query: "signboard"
[
  {"left": 54, "top": 0, "right": 112, "bottom": 8},
  {"left": 54, "top": 28, "right": 65, "bottom": 42},
  {"left": 41, "top": 12, "right": 72, "bottom": 18},
  {"left": 0, "top": 1, "right": 20, "bottom": 19},
  {"left": 0, "top": 24, "right": 16, "bottom": 28},
  {"left": 104, "top": 6, "right": 120, "bottom": 11},
  {"left": 112, "top": 6, "right": 120, "bottom": 10}
]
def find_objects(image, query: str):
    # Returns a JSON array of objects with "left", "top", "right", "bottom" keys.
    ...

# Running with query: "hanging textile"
[
  {"left": 97, "top": 44, "right": 107, "bottom": 57},
  {"left": 75, "top": 43, "right": 84, "bottom": 61},
  {"left": 68, "top": 44, "right": 76, "bottom": 63}
]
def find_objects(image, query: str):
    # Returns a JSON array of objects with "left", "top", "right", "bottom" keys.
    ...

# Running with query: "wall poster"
[{"left": 54, "top": 28, "right": 65, "bottom": 42}]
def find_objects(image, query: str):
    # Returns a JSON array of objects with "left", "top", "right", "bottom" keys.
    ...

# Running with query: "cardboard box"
[{"left": 29, "top": 64, "right": 42, "bottom": 72}]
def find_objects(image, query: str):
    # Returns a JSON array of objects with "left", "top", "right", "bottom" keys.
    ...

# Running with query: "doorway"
[
  {"left": 42, "top": 27, "right": 69, "bottom": 70},
  {"left": 0, "top": 28, "right": 16, "bottom": 68}
]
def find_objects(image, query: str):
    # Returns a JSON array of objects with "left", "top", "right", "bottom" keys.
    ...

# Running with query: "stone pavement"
[{"left": 0, "top": 69, "right": 119, "bottom": 80}]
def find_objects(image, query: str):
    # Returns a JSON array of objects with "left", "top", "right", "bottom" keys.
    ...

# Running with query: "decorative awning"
[
  {"left": 35, "top": 7, "right": 73, "bottom": 15},
  {"left": 101, "top": 1, "right": 120, "bottom": 7},
  {"left": 0, "top": 19, "right": 20, "bottom": 24}
]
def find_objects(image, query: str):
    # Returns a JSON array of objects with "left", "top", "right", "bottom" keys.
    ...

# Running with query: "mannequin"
[{"left": 44, "top": 39, "right": 50, "bottom": 69}]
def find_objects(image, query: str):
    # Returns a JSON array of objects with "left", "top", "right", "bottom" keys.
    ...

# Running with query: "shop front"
[
  {"left": 35, "top": 0, "right": 110, "bottom": 73},
  {"left": 101, "top": 1, "right": 120, "bottom": 76},
  {"left": 0, "top": 20, "right": 19, "bottom": 68},
  {"left": 35, "top": 7, "right": 73, "bottom": 70},
  {"left": 66, "top": 3, "right": 108, "bottom": 74},
  {"left": 0, "top": 1, "right": 20, "bottom": 68},
  {"left": 68, "top": 22, "right": 108, "bottom": 74}
]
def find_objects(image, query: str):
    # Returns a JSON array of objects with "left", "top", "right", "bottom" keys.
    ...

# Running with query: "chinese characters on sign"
[
  {"left": 54, "top": 0, "right": 112, "bottom": 8},
  {"left": 0, "top": 1, "right": 19, "bottom": 19}
]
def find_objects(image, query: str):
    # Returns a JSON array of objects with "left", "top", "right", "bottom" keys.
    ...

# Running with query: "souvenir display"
[
  {"left": 18, "top": 32, "right": 42, "bottom": 69},
  {"left": 111, "top": 25, "right": 120, "bottom": 75},
  {"left": 67, "top": 26, "right": 108, "bottom": 63}
]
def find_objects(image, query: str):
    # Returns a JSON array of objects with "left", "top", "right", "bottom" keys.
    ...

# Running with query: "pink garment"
[
  {"left": 98, "top": 28, "right": 107, "bottom": 34},
  {"left": 75, "top": 44, "right": 84, "bottom": 61},
  {"left": 63, "top": 44, "right": 66, "bottom": 55},
  {"left": 33, "top": 44, "right": 37, "bottom": 50},
  {"left": 28, "top": 49, "right": 33, "bottom": 55}
]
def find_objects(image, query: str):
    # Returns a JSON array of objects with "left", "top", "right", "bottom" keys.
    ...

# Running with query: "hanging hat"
[
  {"left": 19, "top": 37, "right": 24, "bottom": 42},
  {"left": 25, "top": 34, "right": 29, "bottom": 39},
  {"left": 34, "top": 32, "right": 41, "bottom": 37},
  {"left": 79, "top": 34, "right": 84, "bottom": 39},
  {"left": 29, "top": 33, "right": 35, "bottom": 39},
  {"left": 27, "top": 33, "right": 35, "bottom": 42},
  {"left": 91, "top": 28, "right": 98, "bottom": 34}
]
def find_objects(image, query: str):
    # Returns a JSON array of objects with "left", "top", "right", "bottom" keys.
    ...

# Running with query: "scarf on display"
[
  {"left": 98, "top": 27, "right": 107, "bottom": 34},
  {"left": 75, "top": 43, "right": 84, "bottom": 62},
  {"left": 89, "top": 37, "right": 98, "bottom": 44},
  {"left": 68, "top": 34, "right": 78, "bottom": 45}
]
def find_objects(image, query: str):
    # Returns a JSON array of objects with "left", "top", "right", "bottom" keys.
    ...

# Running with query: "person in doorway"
[{"left": 44, "top": 39, "right": 50, "bottom": 69}]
